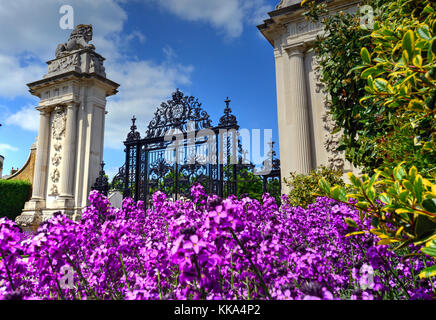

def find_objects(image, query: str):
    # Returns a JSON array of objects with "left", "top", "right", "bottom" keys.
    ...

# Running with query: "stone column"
[
  {"left": 286, "top": 45, "right": 312, "bottom": 174},
  {"left": 31, "top": 109, "right": 51, "bottom": 200},
  {"left": 58, "top": 102, "right": 77, "bottom": 200}
]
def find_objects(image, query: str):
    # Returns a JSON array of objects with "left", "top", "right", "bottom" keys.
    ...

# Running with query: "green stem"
[
  {"left": 0, "top": 250, "right": 16, "bottom": 291},
  {"left": 156, "top": 269, "right": 163, "bottom": 300},
  {"left": 119, "top": 252, "right": 131, "bottom": 292},
  {"left": 45, "top": 252, "right": 65, "bottom": 300},
  {"left": 245, "top": 275, "right": 251, "bottom": 300},
  {"left": 423, "top": 259, "right": 436, "bottom": 296},
  {"left": 228, "top": 227, "right": 271, "bottom": 299},
  {"left": 193, "top": 254, "right": 206, "bottom": 299},
  {"left": 63, "top": 250, "right": 99, "bottom": 300}
]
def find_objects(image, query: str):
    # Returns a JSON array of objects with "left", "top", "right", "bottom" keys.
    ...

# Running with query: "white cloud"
[
  {"left": 105, "top": 165, "right": 122, "bottom": 181},
  {"left": 0, "top": 54, "right": 46, "bottom": 98},
  {"left": 0, "top": 0, "right": 127, "bottom": 59},
  {"left": 1, "top": 0, "right": 194, "bottom": 150},
  {"left": 0, "top": 143, "right": 19, "bottom": 153},
  {"left": 104, "top": 60, "right": 194, "bottom": 149},
  {"left": 126, "top": 30, "right": 146, "bottom": 44},
  {"left": 148, "top": 0, "right": 273, "bottom": 39},
  {"left": 5, "top": 105, "right": 39, "bottom": 132}
]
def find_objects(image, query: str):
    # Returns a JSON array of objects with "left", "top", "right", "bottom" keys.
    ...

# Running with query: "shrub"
[
  {"left": 357, "top": 0, "right": 436, "bottom": 175},
  {"left": 0, "top": 180, "right": 31, "bottom": 220},
  {"left": 319, "top": 162, "right": 436, "bottom": 278},
  {"left": 283, "top": 165, "right": 345, "bottom": 208},
  {"left": 302, "top": 0, "right": 436, "bottom": 174}
]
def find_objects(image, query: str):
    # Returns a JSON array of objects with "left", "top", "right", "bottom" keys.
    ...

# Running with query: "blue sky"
[{"left": 0, "top": 0, "right": 279, "bottom": 180}]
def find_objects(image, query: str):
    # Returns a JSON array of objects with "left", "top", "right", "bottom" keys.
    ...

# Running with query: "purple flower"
[{"left": 183, "top": 235, "right": 206, "bottom": 254}]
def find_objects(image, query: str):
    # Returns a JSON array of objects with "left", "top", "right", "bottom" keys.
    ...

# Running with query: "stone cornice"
[
  {"left": 258, "top": 0, "right": 360, "bottom": 47},
  {"left": 27, "top": 71, "right": 119, "bottom": 97}
]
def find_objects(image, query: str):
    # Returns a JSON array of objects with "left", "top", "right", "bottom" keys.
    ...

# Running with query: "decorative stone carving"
[
  {"left": 322, "top": 111, "right": 345, "bottom": 170},
  {"left": 53, "top": 142, "right": 62, "bottom": 151},
  {"left": 52, "top": 106, "right": 67, "bottom": 139},
  {"left": 56, "top": 24, "right": 95, "bottom": 58},
  {"left": 47, "top": 53, "right": 81, "bottom": 75},
  {"left": 49, "top": 184, "right": 59, "bottom": 196},
  {"left": 15, "top": 213, "right": 42, "bottom": 229},
  {"left": 50, "top": 168, "right": 60, "bottom": 183},
  {"left": 313, "top": 58, "right": 345, "bottom": 171},
  {"left": 89, "top": 54, "right": 106, "bottom": 77},
  {"left": 48, "top": 106, "right": 66, "bottom": 196}
]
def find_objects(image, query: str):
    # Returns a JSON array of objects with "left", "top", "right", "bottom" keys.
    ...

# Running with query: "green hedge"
[{"left": 0, "top": 180, "right": 32, "bottom": 220}]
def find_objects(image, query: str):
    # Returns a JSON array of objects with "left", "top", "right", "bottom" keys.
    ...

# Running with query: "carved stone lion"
[{"left": 56, "top": 24, "right": 95, "bottom": 58}]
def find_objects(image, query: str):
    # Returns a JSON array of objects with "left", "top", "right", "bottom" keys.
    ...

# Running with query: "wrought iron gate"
[{"left": 111, "top": 89, "right": 281, "bottom": 205}]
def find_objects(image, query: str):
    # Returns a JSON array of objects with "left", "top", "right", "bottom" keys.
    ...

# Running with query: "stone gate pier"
[
  {"left": 258, "top": 0, "right": 360, "bottom": 194},
  {"left": 16, "top": 25, "right": 119, "bottom": 230}
]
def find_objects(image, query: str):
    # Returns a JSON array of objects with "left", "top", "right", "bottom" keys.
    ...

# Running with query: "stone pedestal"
[{"left": 16, "top": 44, "right": 119, "bottom": 230}]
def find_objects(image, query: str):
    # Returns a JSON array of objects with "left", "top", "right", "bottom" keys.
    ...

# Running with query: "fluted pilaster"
[
  {"left": 31, "top": 109, "right": 51, "bottom": 200},
  {"left": 59, "top": 102, "right": 78, "bottom": 199},
  {"left": 286, "top": 46, "right": 313, "bottom": 174}
]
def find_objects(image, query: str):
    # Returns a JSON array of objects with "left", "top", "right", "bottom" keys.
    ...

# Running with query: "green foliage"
[
  {"left": 319, "top": 162, "right": 436, "bottom": 278},
  {"left": 0, "top": 180, "right": 32, "bottom": 221},
  {"left": 303, "top": 0, "right": 436, "bottom": 174},
  {"left": 236, "top": 168, "right": 263, "bottom": 201},
  {"left": 236, "top": 168, "right": 281, "bottom": 204},
  {"left": 358, "top": 0, "right": 436, "bottom": 175},
  {"left": 303, "top": 0, "right": 388, "bottom": 172},
  {"left": 284, "top": 165, "right": 345, "bottom": 208}
]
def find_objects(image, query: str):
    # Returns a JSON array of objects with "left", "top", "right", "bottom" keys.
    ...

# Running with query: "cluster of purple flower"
[{"left": 0, "top": 184, "right": 434, "bottom": 300}]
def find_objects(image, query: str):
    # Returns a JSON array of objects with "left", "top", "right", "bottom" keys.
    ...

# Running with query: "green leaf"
[
  {"left": 374, "top": 78, "right": 388, "bottom": 92},
  {"left": 361, "top": 47, "right": 371, "bottom": 64},
  {"left": 345, "top": 218, "right": 358, "bottom": 229},
  {"left": 331, "top": 186, "right": 347, "bottom": 202},
  {"left": 422, "top": 199, "right": 436, "bottom": 214},
  {"left": 393, "top": 164, "right": 406, "bottom": 182},
  {"left": 361, "top": 66, "right": 380, "bottom": 79},
  {"left": 357, "top": 201, "right": 370, "bottom": 210},
  {"left": 415, "top": 215, "right": 436, "bottom": 239},
  {"left": 409, "top": 166, "right": 418, "bottom": 180},
  {"left": 417, "top": 26, "right": 431, "bottom": 41},
  {"left": 367, "top": 186, "right": 376, "bottom": 203},
  {"left": 412, "top": 55, "right": 423, "bottom": 68},
  {"left": 348, "top": 174, "right": 362, "bottom": 188},
  {"left": 421, "top": 247, "right": 436, "bottom": 257},
  {"left": 368, "top": 171, "right": 380, "bottom": 189},
  {"left": 399, "top": 190, "right": 410, "bottom": 203},
  {"left": 349, "top": 65, "right": 366, "bottom": 74},
  {"left": 379, "top": 193, "right": 392, "bottom": 205},
  {"left": 318, "top": 178, "right": 331, "bottom": 196},
  {"left": 414, "top": 175, "right": 424, "bottom": 203},
  {"left": 419, "top": 265, "right": 436, "bottom": 278},
  {"left": 431, "top": 39, "right": 436, "bottom": 56},
  {"left": 422, "top": 4, "right": 435, "bottom": 14},
  {"left": 408, "top": 99, "right": 426, "bottom": 111},
  {"left": 402, "top": 30, "right": 415, "bottom": 58},
  {"left": 402, "top": 50, "right": 409, "bottom": 65}
]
